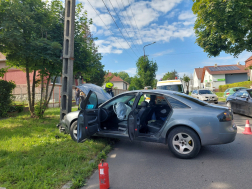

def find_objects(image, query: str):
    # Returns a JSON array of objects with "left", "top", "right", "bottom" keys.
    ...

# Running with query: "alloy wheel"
[{"left": 172, "top": 133, "right": 194, "bottom": 154}]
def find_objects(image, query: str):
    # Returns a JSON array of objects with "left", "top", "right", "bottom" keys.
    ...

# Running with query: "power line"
[
  {"left": 101, "top": 0, "right": 139, "bottom": 58},
  {"left": 86, "top": 0, "right": 136, "bottom": 60},
  {"left": 118, "top": 0, "right": 143, "bottom": 46},
  {"left": 107, "top": 0, "right": 141, "bottom": 55},
  {"left": 127, "top": 0, "right": 144, "bottom": 44}
]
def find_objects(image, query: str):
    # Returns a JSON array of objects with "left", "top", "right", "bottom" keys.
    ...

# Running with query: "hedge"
[
  {"left": 0, "top": 79, "right": 16, "bottom": 117},
  {"left": 219, "top": 81, "right": 252, "bottom": 92}
]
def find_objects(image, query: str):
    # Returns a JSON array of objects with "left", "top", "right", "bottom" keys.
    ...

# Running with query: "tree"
[
  {"left": 0, "top": 0, "right": 105, "bottom": 117},
  {"left": 128, "top": 76, "right": 142, "bottom": 90},
  {"left": 162, "top": 70, "right": 179, "bottom": 80},
  {"left": 136, "top": 56, "right": 158, "bottom": 88},
  {"left": 192, "top": 0, "right": 252, "bottom": 57},
  {"left": 182, "top": 74, "right": 190, "bottom": 94},
  {"left": 117, "top": 71, "right": 131, "bottom": 84}
]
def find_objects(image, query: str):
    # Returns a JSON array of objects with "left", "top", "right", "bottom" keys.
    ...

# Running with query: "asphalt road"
[{"left": 83, "top": 103, "right": 252, "bottom": 189}]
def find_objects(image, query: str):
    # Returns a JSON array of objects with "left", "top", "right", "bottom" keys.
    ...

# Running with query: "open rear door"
[
  {"left": 128, "top": 92, "right": 142, "bottom": 141},
  {"left": 77, "top": 90, "right": 99, "bottom": 142}
]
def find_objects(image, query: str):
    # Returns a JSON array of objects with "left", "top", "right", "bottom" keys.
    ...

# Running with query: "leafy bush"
[
  {"left": 0, "top": 80, "right": 16, "bottom": 117},
  {"left": 219, "top": 81, "right": 252, "bottom": 92}
]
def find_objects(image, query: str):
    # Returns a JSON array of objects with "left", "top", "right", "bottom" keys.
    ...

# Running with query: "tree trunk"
[
  {"left": 25, "top": 66, "right": 34, "bottom": 117},
  {"left": 44, "top": 74, "right": 51, "bottom": 106},
  {"left": 41, "top": 76, "right": 57, "bottom": 115},
  {"left": 40, "top": 73, "right": 44, "bottom": 115},
  {"left": 31, "top": 70, "right": 36, "bottom": 110}
]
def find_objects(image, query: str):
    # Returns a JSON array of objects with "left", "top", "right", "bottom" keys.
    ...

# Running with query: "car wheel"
[
  {"left": 70, "top": 121, "right": 78, "bottom": 142},
  {"left": 214, "top": 102, "right": 218, "bottom": 104},
  {"left": 168, "top": 127, "right": 201, "bottom": 159}
]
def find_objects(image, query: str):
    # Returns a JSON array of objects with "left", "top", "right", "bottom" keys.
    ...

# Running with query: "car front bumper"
[{"left": 57, "top": 119, "right": 70, "bottom": 134}]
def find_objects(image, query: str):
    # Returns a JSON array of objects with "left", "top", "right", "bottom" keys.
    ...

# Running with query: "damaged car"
[{"left": 59, "top": 84, "right": 237, "bottom": 159}]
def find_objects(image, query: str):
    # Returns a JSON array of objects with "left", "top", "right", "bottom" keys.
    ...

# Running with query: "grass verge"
[
  {"left": 0, "top": 107, "right": 113, "bottom": 189},
  {"left": 215, "top": 92, "right": 226, "bottom": 102}
]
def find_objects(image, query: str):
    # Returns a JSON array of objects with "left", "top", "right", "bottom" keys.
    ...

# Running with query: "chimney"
[
  {"left": 214, "top": 64, "right": 217, "bottom": 68},
  {"left": 237, "top": 62, "right": 240, "bottom": 65}
]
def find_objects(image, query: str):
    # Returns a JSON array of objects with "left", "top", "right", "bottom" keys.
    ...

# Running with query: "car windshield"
[
  {"left": 102, "top": 94, "right": 136, "bottom": 109},
  {"left": 157, "top": 85, "right": 184, "bottom": 93},
  {"left": 199, "top": 90, "right": 213, "bottom": 94},
  {"left": 247, "top": 90, "right": 252, "bottom": 97}
]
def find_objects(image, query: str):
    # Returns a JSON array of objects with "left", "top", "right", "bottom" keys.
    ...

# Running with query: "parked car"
[
  {"left": 226, "top": 89, "right": 252, "bottom": 116},
  {"left": 224, "top": 87, "right": 248, "bottom": 98},
  {"left": 58, "top": 84, "right": 237, "bottom": 159},
  {"left": 191, "top": 89, "right": 218, "bottom": 104}
]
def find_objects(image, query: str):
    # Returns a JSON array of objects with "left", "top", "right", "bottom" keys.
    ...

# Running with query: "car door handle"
[{"left": 88, "top": 117, "right": 97, "bottom": 124}]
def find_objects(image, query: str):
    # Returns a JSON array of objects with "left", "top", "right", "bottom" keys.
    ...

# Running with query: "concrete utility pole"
[{"left": 60, "top": 0, "right": 76, "bottom": 120}]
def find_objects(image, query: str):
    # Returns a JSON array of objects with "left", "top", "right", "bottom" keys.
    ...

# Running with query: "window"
[
  {"left": 51, "top": 76, "right": 61, "bottom": 84},
  {"left": 199, "top": 90, "right": 213, "bottom": 94},
  {"left": 225, "top": 89, "right": 230, "bottom": 92},
  {"left": 86, "top": 92, "right": 98, "bottom": 109},
  {"left": 103, "top": 94, "right": 136, "bottom": 109},
  {"left": 157, "top": 85, "right": 184, "bottom": 93},
  {"left": 173, "top": 93, "right": 208, "bottom": 106},
  {"left": 195, "top": 90, "right": 199, "bottom": 95},
  {"left": 166, "top": 96, "right": 190, "bottom": 109}
]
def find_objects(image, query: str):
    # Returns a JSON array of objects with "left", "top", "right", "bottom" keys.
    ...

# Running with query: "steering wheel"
[{"left": 113, "top": 102, "right": 118, "bottom": 115}]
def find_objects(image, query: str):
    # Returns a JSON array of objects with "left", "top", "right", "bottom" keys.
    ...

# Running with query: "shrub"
[
  {"left": 219, "top": 81, "right": 252, "bottom": 92},
  {"left": 0, "top": 80, "right": 16, "bottom": 117}
]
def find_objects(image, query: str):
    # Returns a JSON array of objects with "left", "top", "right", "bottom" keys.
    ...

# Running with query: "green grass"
[
  {"left": 215, "top": 92, "right": 226, "bottom": 102},
  {"left": 0, "top": 107, "right": 112, "bottom": 189}
]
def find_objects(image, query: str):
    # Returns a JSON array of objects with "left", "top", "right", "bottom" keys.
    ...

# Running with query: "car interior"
[{"left": 99, "top": 93, "right": 172, "bottom": 135}]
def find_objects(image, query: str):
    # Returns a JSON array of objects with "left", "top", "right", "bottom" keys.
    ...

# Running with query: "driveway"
[{"left": 83, "top": 109, "right": 252, "bottom": 189}]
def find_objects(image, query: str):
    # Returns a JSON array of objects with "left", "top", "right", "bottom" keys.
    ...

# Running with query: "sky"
[{"left": 74, "top": 0, "right": 251, "bottom": 79}]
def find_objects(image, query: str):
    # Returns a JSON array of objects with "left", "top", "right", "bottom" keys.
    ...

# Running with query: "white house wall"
[{"left": 203, "top": 70, "right": 225, "bottom": 90}]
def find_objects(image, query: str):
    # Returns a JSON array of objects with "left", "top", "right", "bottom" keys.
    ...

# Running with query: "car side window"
[
  {"left": 195, "top": 91, "right": 199, "bottom": 95},
  {"left": 85, "top": 92, "right": 98, "bottom": 109},
  {"left": 166, "top": 96, "right": 190, "bottom": 109}
]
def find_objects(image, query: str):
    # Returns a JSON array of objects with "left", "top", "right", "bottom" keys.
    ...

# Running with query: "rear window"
[
  {"left": 166, "top": 96, "right": 190, "bottom": 109},
  {"left": 173, "top": 93, "right": 208, "bottom": 106},
  {"left": 225, "top": 89, "right": 230, "bottom": 92},
  {"left": 199, "top": 90, "right": 213, "bottom": 94},
  {"left": 157, "top": 85, "right": 184, "bottom": 93}
]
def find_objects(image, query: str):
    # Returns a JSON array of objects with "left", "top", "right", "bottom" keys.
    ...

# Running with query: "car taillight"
[
  {"left": 217, "top": 110, "right": 233, "bottom": 122},
  {"left": 226, "top": 93, "right": 229, "bottom": 95}
]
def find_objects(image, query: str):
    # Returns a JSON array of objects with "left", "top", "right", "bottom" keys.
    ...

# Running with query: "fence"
[{"left": 12, "top": 84, "right": 128, "bottom": 108}]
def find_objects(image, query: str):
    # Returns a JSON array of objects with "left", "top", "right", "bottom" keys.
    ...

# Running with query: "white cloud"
[
  {"left": 123, "top": 68, "right": 137, "bottom": 76},
  {"left": 152, "top": 49, "right": 174, "bottom": 57},
  {"left": 150, "top": 0, "right": 182, "bottom": 13},
  {"left": 156, "top": 72, "right": 166, "bottom": 80},
  {"left": 166, "top": 9, "right": 179, "bottom": 18},
  {"left": 178, "top": 11, "right": 196, "bottom": 20}
]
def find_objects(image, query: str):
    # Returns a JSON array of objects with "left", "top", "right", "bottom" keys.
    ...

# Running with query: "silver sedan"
[
  {"left": 58, "top": 84, "right": 237, "bottom": 159},
  {"left": 191, "top": 89, "right": 218, "bottom": 104}
]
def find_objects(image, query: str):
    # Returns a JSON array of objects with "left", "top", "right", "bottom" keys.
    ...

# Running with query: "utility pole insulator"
[{"left": 60, "top": 0, "right": 76, "bottom": 120}]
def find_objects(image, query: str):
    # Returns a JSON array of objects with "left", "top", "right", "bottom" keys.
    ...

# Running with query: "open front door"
[
  {"left": 77, "top": 90, "right": 99, "bottom": 143},
  {"left": 128, "top": 92, "right": 142, "bottom": 141}
]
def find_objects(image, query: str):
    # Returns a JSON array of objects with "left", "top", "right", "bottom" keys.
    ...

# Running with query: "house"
[
  {"left": 201, "top": 63, "right": 249, "bottom": 91},
  {"left": 193, "top": 68, "right": 203, "bottom": 89},
  {"left": 0, "top": 52, "right": 78, "bottom": 104},
  {"left": 245, "top": 56, "right": 252, "bottom": 80},
  {"left": 103, "top": 72, "right": 129, "bottom": 90}
]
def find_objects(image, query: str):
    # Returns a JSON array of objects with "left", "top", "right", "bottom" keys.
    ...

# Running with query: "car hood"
[{"left": 77, "top": 83, "right": 112, "bottom": 105}]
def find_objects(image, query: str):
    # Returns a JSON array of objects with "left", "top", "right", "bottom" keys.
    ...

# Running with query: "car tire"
[
  {"left": 168, "top": 127, "right": 201, "bottom": 159},
  {"left": 70, "top": 121, "right": 78, "bottom": 142},
  {"left": 214, "top": 102, "right": 218, "bottom": 104}
]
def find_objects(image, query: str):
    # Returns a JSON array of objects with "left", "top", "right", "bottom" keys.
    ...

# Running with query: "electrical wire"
[
  {"left": 118, "top": 0, "right": 143, "bottom": 45},
  {"left": 86, "top": 0, "right": 136, "bottom": 60},
  {"left": 101, "top": 0, "right": 139, "bottom": 58},
  {"left": 127, "top": 0, "right": 144, "bottom": 44},
  {"left": 107, "top": 0, "right": 141, "bottom": 55}
]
